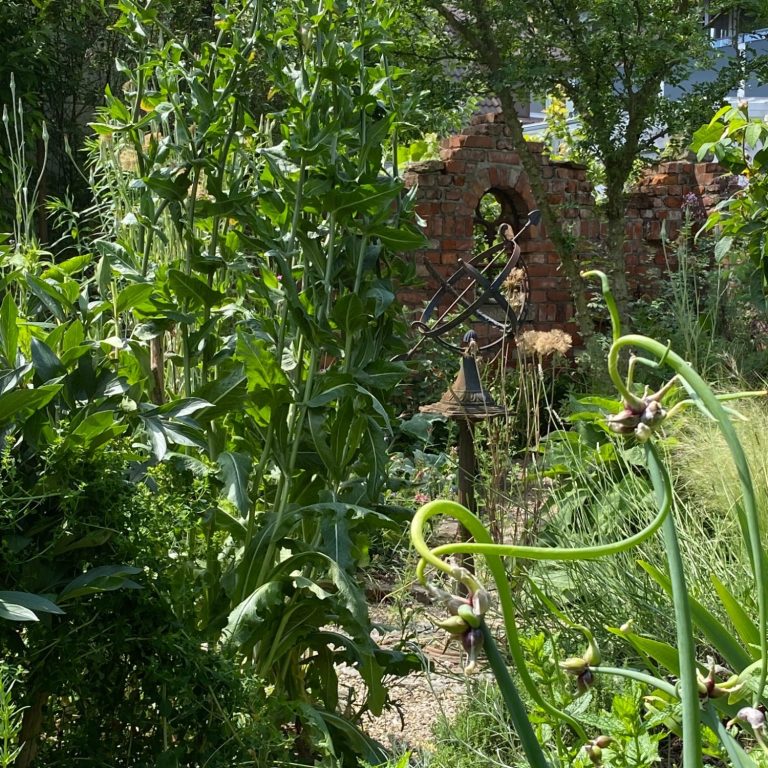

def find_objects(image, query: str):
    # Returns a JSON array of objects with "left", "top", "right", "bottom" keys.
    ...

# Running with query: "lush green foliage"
[
  {"left": 692, "top": 104, "right": 768, "bottom": 306},
  {"left": 1, "top": 0, "right": 431, "bottom": 763}
]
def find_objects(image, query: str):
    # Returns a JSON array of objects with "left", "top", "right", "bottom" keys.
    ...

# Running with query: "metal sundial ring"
[{"left": 412, "top": 210, "right": 539, "bottom": 354}]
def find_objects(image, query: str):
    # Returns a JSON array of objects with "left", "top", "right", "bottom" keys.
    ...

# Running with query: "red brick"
[
  {"left": 445, "top": 160, "right": 466, "bottom": 174},
  {"left": 458, "top": 149, "right": 488, "bottom": 163},
  {"left": 463, "top": 135, "right": 495, "bottom": 149},
  {"left": 442, "top": 238, "right": 474, "bottom": 250},
  {"left": 485, "top": 150, "right": 518, "bottom": 165}
]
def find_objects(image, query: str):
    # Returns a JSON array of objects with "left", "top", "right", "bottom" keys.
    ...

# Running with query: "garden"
[{"left": 3, "top": 1, "right": 768, "bottom": 767}]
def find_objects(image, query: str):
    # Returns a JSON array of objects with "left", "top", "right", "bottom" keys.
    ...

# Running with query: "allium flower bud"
[
  {"left": 737, "top": 706, "right": 766, "bottom": 730},
  {"left": 462, "top": 627, "right": 484, "bottom": 675},
  {"left": 560, "top": 657, "right": 589, "bottom": 675},
  {"left": 446, "top": 596, "right": 472, "bottom": 616},
  {"left": 634, "top": 423, "right": 653, "bottom": 442},
  {"left": 585, "top": 744, "right": 603, "bottom": 765},
  {"left": 583, "top": 637, "right": 601, "bottom": 666},
  {"left": 457, "top": 603, "right": 481, "bottom": 628},
  {"left": 435, "top": 615, "right": 471, "bottom": 635},
  {"left": 461, "top": 627, "right": 484, "bottom": 654}
]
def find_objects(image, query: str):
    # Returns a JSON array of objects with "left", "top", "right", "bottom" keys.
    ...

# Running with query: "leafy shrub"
[{"left": 1, "top": 437, "right": 295, "bottom": 766}]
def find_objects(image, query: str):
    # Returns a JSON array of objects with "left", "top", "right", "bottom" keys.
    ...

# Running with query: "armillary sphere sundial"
[{"left": 412, "top": 209, "right": 541, "bottom": 563}]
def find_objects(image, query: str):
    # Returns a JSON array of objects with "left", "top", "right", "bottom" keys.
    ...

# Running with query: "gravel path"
[{"left": 336, "top": 589, "right": 497, "bottom": 755}]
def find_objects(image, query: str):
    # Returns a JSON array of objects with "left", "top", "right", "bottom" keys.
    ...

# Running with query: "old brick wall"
[{"left": 402, "top": 112, "right": 735, "bottom": 343}]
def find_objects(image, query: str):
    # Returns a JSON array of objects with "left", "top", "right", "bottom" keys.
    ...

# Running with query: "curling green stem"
[
  {"left": 411, "top": 441, "right": 672, "bottom": 739},
  {"left": 412, "top": 492, "right": 678, "bottom": 738},
  {"left": 413, "top": 443, "right": 670, "bottom": 573}
]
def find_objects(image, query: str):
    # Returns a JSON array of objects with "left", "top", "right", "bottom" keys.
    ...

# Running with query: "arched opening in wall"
[
  {"left": 473, "top": 189, "right": 522, "bottom": 252},
  {"left": 472, "top": 188, "right": 530, "bottom": 332}
]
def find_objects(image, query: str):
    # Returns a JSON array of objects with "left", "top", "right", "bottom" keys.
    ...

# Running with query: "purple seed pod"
[
  {"left": 577, "top": 667, "right": 594, "bottom": 694},
  {"left": 461, "top": 627, "right": 484, "bottom": 654}
]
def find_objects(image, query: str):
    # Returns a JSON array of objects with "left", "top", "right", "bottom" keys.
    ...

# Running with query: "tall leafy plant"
[{"left": 85, "top": 0, "right": 424, "bottom": 760}]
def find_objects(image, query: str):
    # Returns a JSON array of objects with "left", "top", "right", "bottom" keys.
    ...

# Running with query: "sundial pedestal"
[{"left": 420, "top": 354, "right": 506, "bottom": 581}]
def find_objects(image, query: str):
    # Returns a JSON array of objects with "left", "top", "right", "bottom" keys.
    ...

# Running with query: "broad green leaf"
[
  {"left": 711, "top": 574, "right": 760, "bottom": 652},
  {"left": 297, "top": 705, "right": 388, "bottom": 765},
  {"left": 115, "top": 282, "right": 154, "bottom": 314},
  {"left": 235, "top": 334, "right": 290, "bottom": 417},
  {"left": 217, "top": 451, "right": 252, "bottom": 517},
  {"left": 52, "top": 529, "right": 113, "bottom": 554},
  {"left": 0, "top": 601, "right": 38, "bottom": 622},
  {"left": 59, "top": 565, "right": 142, "bottom": 600},
  {"left": 143, "top": 173, "right": 191, "bottom": 202},
  {"left": 194, "top": 368, "right": 248, "bottom": 418},
  {"left": 319, "top": 506, "right": 354, "bottom": 573},
  {"left": 311, "top": 644, "right": 339, "bottom": 712},
  {"left": 141, "top": 415, "right": 167, "bottom": 460},
  {"left": 308, "top": 410, "right": 336, "bottom": 477},
  {"left": 606, "top": 625, "right": 682, "bottom": 676},
  {"left": 333, "top": 182, "right": 400, "bottom": 216},
  {"left": 202, "top": 506, "right": 247, "bottom": 541},
  {"left": 27, "top": 274, "right": 68, "bottom": 321},
  {"left": 714, "top": 236, "right": 734, "bottom": 262},
  {"left": 331, "top": 293, "right": 366, "bottom": 335},
  {"left": 306, "top": 383, "right": 353, "bottom": 408},
  {"left": 147, "top": 397, "right": 212, "bottom": 418},
  {"left": 0, "top": 384, "right": 61, "bottom": 424},
  {"left": 370, "top": 223, "right": 426, "bottom": 251},
  {"left": 0, "top": 292, "right": 18, "bottom": 364},
  {"left": 41, "top": 255, "right": 92, "bottom": 279},
  {"left": 0, "top": 591, "right": 64, "bottom": 616},
  {"left": 168, "top": 269, "right": 225, "bottom": 309},
  {"left": 31, "top": 338, "right": 66, "bottom": 383},
  {"left": 66, "top": 411, "right": 127, "bottom": 451},
  {"left": 223, "top": 581, "right": 285, "bottom": 649}
]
